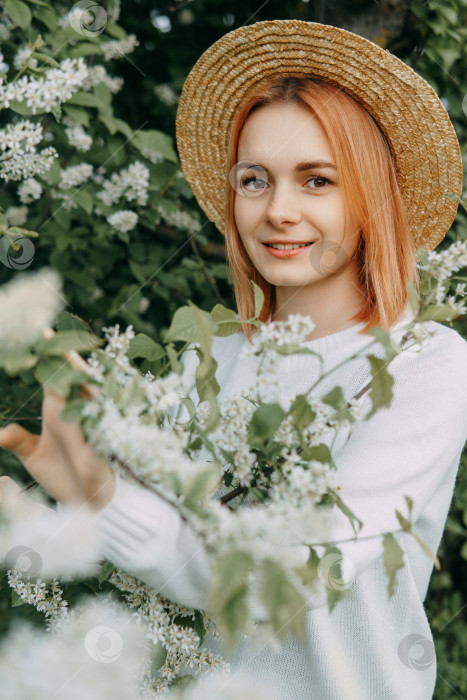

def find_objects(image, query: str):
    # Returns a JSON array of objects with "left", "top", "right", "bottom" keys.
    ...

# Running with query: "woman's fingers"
[{"left": 0, "top": 423, "right": 40, "bottom": 462}]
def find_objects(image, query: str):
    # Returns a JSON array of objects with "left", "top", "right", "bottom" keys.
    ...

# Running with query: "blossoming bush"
[{"left": 0, "top": 241, "right": 466, "bottom": 695}]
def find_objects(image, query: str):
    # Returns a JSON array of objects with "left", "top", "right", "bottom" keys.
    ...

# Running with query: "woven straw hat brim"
[{"left": 175, "top": 19, "right": 463, "bottom": 251}]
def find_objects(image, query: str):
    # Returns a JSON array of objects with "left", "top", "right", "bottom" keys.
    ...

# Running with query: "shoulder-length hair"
[{"left": 223, "top": 76, "right": 420, "bottom": 341}]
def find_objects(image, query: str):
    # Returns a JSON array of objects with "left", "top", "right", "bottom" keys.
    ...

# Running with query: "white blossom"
[
  {"left": 59, "top": 162, "right": 93, "bottom": 189},
  {"left": 0, "top": 267, "right": 64, "bottom": 351},
  {"left": 82, "top": 65, "right": 124, "bottom": 94},
  {"left": 63, "top": 119, "right": 93, "bottom": 151},
  {"left": 101, "top": 35, "right": 139, "bottom": 61},
  {"left": 97, "top": 161, "right": 149, "bottom": 206},
  {"left": 5, "top": 205, "right": 28, "bottom": 226},
  {"left": 18, "top": 177, "right": 42, "bottom": 203},
  {"left": 107, "top": 209, "right": 138, "bottom": 232}
]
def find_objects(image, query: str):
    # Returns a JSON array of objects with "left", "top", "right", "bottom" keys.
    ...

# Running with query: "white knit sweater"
[{"left": 93, "top": 306, "right": 467, "bottom": 699}]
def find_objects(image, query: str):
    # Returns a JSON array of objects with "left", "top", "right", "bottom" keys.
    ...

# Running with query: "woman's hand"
[{"left": 0, "top": 387, "right": 115, "bottom": 511}]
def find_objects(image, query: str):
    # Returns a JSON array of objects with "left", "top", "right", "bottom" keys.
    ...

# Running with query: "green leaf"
[
  {"left": 382, "top": 532, "right": 404, "bottom": 596},
  {"left": 329, "top": 489, "right": 363, "bottom": 536},
  {"left": 131, "top": 130, "right": 178, "bottom": 163},
  {"left": 30, "top": 51, "right": 61, "bottom": 68},
  {"left": 127, "top": 333, "right": 165, "bottom": 361},
  {"left": 60, "top": 397, "right": 89, "bottom": 422},
  {"left": 0, "top": 350, "right": 39, "bottom": 375},
  {"left": 416, "top": 303, "right": 463, "bottom": 323},
  {"left": 34, "top": 357, "right": 90, "bottom": 397},
  {"left": 11, "top": 589, "right": 26, "bottom": 607},
  {"left": 73, "top": 188, "right": 94, "bottom": 215},
  {"left": 210, "top": 304, "right": 243, "bottom": 336},
  {"left": 5, "top": 0, "right": 32, "bottom": 28},
  {"left": 248, "top": 403, "right": 286, "bottom": 448},
  {"left": 149, "top": 642, "right": 168, "bottom": 674},
  {"left": 164, "top": 305, "right": 217, "bottom": 343},
  {"left": 405, "top": 279, "right": 421, "bottom": 316},
  {"left": 35, "top": 329, "right": 103, "bottom": 355},
  {"left": 288, "top": 394, "right": 315, "bottom": 432},
  {"left": 99, "top": 115, "right": 133, "bottom": 139},
  {"left": 35, "top": 6, "right": 58, "bottom": 31},
  {"left": 183, "top": 464, "right": 221, "bottom": 508},
  {"left": 297, "top": 547, "right": 320, "bottom": 586},
  {"left": 444, "top": 192, "right": 467, "bottom": 213},
  {"left": 98, "top": 560, "right": 116, "bottom": 586},
  {"left": 260, "top": 560, "right": 307, "bottom": 642},
  {"left": 251, "top": 280, "right": 265, "bottom": 318},
  {"left": 209, "top": 551, "right": 254, "bottom": 651},
  {"left": 364, "top": 355, "right": 394, "bottom": 419},
  {"left": 63, "top": 104, "right": 90, "bottom": 127},
  {"left": 321, "top": 385, "right": 355, "bottom": 424},
  {"left": 411, "top": 531, "right": 440, "bottom": 570}
]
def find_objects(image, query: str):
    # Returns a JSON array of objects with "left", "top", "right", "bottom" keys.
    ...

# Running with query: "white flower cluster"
[
  {"left": 5, "top": 205, "right": 28, "bottom": 226},
  {"left": 272, "top": 458, "right": 339, "bottom": 508},
  {"left": 0, "top": 120, "right": 42, "bottom": 157},
  {"left": 101, "top": 35, "right": 139, "bottom": 61},
  {"left": 82, "top": 65, "right": 124, "bottom": 94},
  {"left": 107, "top": 209, "right": 138, "bottom": 232},
  {"left": 0, "top": 597, "right": 146, "bottom": 699},
  {"left": 0, "top": 57, "right": 88, "bottom": 113},
  {"left": 81, "top": 325, "right": 212, "bottom": 504},
  {"left": 154, "top": 83, "right": 179, "bottom": 106},
  {"left": 110, "top": 569, "right": 228, "bottom": 697},
  {"left": 63, "top": 117, "right": 93, "bottom": 151},
  {"left": 0, "top": 121, "right": 58, "bottom": 182},
  {"left": 97, "top": 161, "right": 150, "bottom": 206},
  {"left": 59, "top": 162, "right": 93, "bottom": 189},
  {"left": 419, "top": 239, "right": 467, "bottom": 308},
  {"left": 198, "top": 396, "right": 258, "bottom": 488},
  {"left": 238, "top": 314, "right": 316, "bottom": 405},
  {"left": 155, "top": 206, "right": 200, "bottom": 235},
  {"left": 0, "top": 267, "right": 64, "bottom": 351},
  {"left": 18, "top": 177, "right": 42, "bottom": 203},
  {"left": 13, "top": 44, "right": 37, "bottom": 70},
  {"left": 7, "top": 569, "right": 69, "bottom": 632}
]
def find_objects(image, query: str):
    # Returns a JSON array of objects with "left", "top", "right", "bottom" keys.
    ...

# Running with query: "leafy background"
[{"left": 0, "top": 0, "right": 466, "bottom": 696}]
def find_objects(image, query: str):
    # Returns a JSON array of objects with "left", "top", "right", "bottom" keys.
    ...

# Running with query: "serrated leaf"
[
  {"left": 416, "top": 303, "right": 463, "bottom": 323},
  {"left": 130, "top": 130, "right": 178, "bottom": 163},
  {"left": 0, "top": 350, "right": 38, "bottom": 375},
  {"left": 383, "top": 532, "right": 405, "bottom": 596},
  {"left": 210, "top": 304, "right": 242, "bottom": 336}
]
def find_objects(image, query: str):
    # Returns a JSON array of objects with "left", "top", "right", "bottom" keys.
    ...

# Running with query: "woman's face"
[{"left": 233, "top": 102, "right": 361, "bottom": 292}]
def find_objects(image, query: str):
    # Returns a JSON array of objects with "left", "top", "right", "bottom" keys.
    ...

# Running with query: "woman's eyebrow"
[{"left": 236, "top": 160, "right": 337, "bottom": 171}]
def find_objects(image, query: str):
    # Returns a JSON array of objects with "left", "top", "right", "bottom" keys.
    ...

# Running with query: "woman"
[{"left": 1, "top": 19, "right": 467, "bottom": 700}]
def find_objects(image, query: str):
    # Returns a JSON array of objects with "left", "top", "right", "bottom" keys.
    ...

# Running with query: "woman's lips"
[{"left": 262, "top": 242, "right": 314, "bottom": 259}]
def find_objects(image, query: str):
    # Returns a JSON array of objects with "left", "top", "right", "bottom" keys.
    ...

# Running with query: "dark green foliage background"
[{"left": 0, "top": 1, "right": 466, "bottom": 696}]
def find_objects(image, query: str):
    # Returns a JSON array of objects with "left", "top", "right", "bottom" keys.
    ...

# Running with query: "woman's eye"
[
  {"left": 307, "top": 175, "right": 330, "bottom": 189},
  {"left": 240, "top": 175, "right": 267, "bottom": 191}
]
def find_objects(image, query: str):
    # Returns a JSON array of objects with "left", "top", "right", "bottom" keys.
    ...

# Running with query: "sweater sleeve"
[
  {"left": 90, "top": 341, "right": 211, "bottom": 611},
  {"left": 306, "top": 326, "right": 467, "bottom": 595}
]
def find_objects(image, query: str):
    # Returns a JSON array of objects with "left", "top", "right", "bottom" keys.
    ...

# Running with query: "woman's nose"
[{"left": 264, "top": 182, "right": 302, "bottom": 227}]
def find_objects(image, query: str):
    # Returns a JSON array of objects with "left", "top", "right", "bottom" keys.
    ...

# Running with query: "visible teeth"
[{"left": 266, "top": 242, "right": 312, "bottom": 250}]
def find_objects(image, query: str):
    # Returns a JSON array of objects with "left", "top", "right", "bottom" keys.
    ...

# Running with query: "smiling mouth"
[{"left": 263, "top": 242, "right": 314, "bottom": 250}]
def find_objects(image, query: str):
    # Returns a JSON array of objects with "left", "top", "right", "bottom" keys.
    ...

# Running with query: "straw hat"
[{"left": 175, "top": 19, "right": 463, "bottom": 251}]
